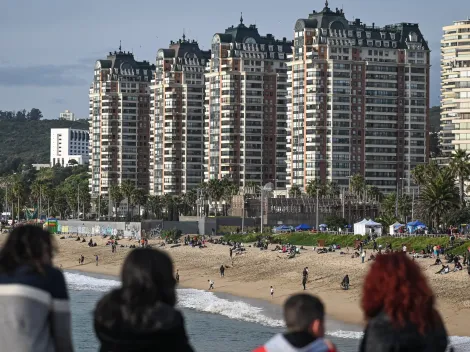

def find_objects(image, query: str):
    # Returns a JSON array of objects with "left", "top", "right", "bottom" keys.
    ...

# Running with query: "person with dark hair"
[
  {"left": 341, "top": 275, "right": 349, "bottom": 290},
  {"left": 0, "top": 225, "right": 73, "bottom": 352},
  {"left": 253, "top": 294, "right": 337, "bottom": 352},
  {"left": 94, "top": 248, "right": 193, "bottom": 352},
  {"left": 360, "top": 252, "right": 451, "bottom": 352}
]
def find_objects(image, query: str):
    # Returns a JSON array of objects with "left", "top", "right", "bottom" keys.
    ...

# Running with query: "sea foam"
[{"left": 64, "top": 272, "right": 470, "bottom": 347}]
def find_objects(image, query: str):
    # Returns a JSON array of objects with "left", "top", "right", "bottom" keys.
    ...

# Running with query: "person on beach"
[
  {"left": 302, "top": 275, "right": 307, "bottom": 290},
  {"left": 0, "top": 225, "right": 74, "bottom": 352},
  {"left": 176, "top": 269, "right": 180, "bottom": 283},
  {"left": 94, "top": 248, "right": 194, "bottom": 352},
  {"left": 361, "top": 250, "right": 366, "bottom": 263},
  {"left": 230, "top": 248, "right": 233, "bottom": 259},
  {"left": 220, "top": 264, "right": 225, "bottom": 277},
  {"left": 95, "top": 255, "right": 99, "bottom": 266},
  {"left": 208, "top": 279, "right": 214, "bottom": 290},
  {"left": 270, "top": 286, "right": 274, "bottom": 298},
  {"left": 359, "top": 252, "right": 451, "bottom": 352},
  {"left": 341, "top": 275, "right": 349, "bottom": 290},
  {"left": 253, "top": 294, "right": 337, "bottom": 352},
  {"left": 81, "top": 255, "right": 85, "bottom": 264}
]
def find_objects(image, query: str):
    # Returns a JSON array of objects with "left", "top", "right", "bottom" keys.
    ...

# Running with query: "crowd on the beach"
[{"left": 0, "top": 224, "right": 460, "bottom": 352}]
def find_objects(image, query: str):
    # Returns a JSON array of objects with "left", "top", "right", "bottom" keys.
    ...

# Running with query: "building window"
[
  {"left": 366, "top": 32, "right": 371, "bottom": 39},
  {"left": 367, "top": 40, "right": 373, "bottom": 46},
  {"left": 392, "top": 42, "right": 397, "bottom": 48}
]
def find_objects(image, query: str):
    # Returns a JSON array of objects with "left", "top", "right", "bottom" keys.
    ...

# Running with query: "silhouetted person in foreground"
[
  {"left": 0, "top": 225, "right": 74, "bottom": 352},
  {"left": 253, "top": 294, "right": 337, "bottom": 352},
  {"left": 94, "top": 248, "right": 194, "bottom": 352}
]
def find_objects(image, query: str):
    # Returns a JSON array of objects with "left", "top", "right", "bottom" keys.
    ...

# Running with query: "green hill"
[{"left": 0, "top": 119, "right": 89, "bottom": 175}]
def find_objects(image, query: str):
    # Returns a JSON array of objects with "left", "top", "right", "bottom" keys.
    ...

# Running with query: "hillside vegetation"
[{"left": 0, "top": 119, "right": 88, "bottom": 175}]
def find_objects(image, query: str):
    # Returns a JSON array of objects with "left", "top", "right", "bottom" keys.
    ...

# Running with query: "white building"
[
  {"left": 50, "top": 128, "right": 90, "bottom": 166},
  {"left": 441, "top": 19, "right": 470, "bottom": 157},
  {"left": 59, "top": 109, "right": 76, "bottom": 121}
]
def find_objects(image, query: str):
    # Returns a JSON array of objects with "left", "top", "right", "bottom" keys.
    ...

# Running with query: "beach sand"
[{"left": 3, "top": 233, "right": 469, "bottom": 336}]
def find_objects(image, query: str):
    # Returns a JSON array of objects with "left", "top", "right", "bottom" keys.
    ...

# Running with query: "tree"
[
  {"left": 221, "top": 178, "right": 238, "bottom": 216},
  {"left": 120, "top": 180, "right": 136, "bottom": 221},
  {"left": 289, "top": 184, "right": 302, "bottom": 198},
  {"left": 207, "top": 179, "right": 224, "bottom": 216},
  {"left": 418, "top": 167, "right": 459, "bottom": 229},
  {"left": 306, "top": 179, "right": 321, "bottom": 198},
  {"left": 350, "top": 174, "right": 365, "bottom": 195},
  {"left": 146, "top": 195, "right": 163, "bottom": 219},
  {"left": 324, "top": 215, "right": 347, "bottom": 231},
  {"left": 109, "top": 184, "right": 124, "bottom": 219},
  {"left": 68, "top": 159, "right": 78, "bottom": 166},
  {"left": 449, "top": 149, "right": 470, "bottom": 208},
  {"left": 28, "top": 108, "right": 43, "bottom": 121},
  {"left": 11, "top": 176, "right": 25, "bottom": 222},
  {"left": 131, "top": 188, "right": 147, "bottom": 220}
]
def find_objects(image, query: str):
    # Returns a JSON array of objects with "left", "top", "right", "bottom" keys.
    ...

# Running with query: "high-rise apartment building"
[
  {"left": 50, "top": 128, "right": 89, "bottom": 166},
  {"left": 59, "top": 109, "right": 76, "bottom": 121},
  {"left": 204, "top": 16, "right": 292, "bottom": 189},
  {"left": 89, "top": 50, "right": 155, "bottom": 198},
  {"left": 149, "top": 36, "right": 210, "bottom": 195},
  {"left": 286, "top": 3, "right": 430, "bottom": 193},
  {"left": 441, "top": 20, "right": 470, "bottom": 157}
]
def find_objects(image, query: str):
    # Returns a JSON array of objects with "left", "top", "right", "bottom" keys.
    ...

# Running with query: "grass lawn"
[{"left": 222, "top": 232, "right": 470, "bottom": 255}]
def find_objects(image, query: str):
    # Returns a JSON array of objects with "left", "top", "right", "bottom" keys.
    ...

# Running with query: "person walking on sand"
[
  {"left": 230, "top": 248, "right": 233, "bottom": 259},
  {"left": 270, "top": 286, "right": 274, "bottom": 298},
  {"left": 176, "top": 269, "right": 180, "bottom": 283},
  {"left": 220, "top": 265, "right": 225, "bottom": 277},
  {"left": 302, "top": 275, "right": 307, "bottom": 290},
  {"left": 95, "top": 255, "right": 99, "bottom": 266},
  {"left": 208, "top": 280, "right": 214, "bottom": 290},
  {"left": 361, "top": 250, "right": 366, "bottom": 264}
]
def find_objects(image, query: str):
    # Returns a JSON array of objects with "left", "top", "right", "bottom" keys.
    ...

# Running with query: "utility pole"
[
  {"left": 38, "top": 185, "right": 42, "bottom": 223},
  {"left": 342, "top": 188, "right": 345, "bottom": 219},
  {"left": 77, "top": 184, "right": 80, "bottom": 219},
  {"left": 241, "top": 192, "right": 245, "bottom": 233},
  {"left": 411, "top": 188, "right": 415, "bottom": 221},
  {"left": 315, "top": 188, "right": 319, "bottom": 231},
  {"left": 395, "top": 183, "right": 399, "bottom": 218},
  {"left": 260, "top": 189, "right": 264, "bottom": 234},
  {"left": 98, "top": 194, "right": 101, "bottom": 221}
]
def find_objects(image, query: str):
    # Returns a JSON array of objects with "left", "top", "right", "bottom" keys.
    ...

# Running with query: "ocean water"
[{"left": 66, "top": 271, "right": 470, "bottom": 352}]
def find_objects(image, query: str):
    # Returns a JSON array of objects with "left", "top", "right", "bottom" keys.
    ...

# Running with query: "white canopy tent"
[
  {"left": 389, "top": 222, "right": 404, "bottom": 235},
  {"left": 354, "top": 219, "right": 383, "bottom": 236}
]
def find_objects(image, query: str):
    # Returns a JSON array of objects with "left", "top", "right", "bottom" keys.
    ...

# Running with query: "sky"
[{"left": 0, "top": 0, "right": 469, "bottom": 119}]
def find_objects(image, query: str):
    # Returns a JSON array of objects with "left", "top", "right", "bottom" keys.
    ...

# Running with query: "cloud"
[
  {"left": 0, "top": 63, "right": 89, "bottom": 87},
  {"left": 51, "top": 97, "right": 66, "bottom": 105}
]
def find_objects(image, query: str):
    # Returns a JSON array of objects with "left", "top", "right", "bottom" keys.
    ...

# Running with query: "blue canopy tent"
[
  {"left": 407, "top": 220, "right": 426, "bottom": 233},
  {"left": 296, "top": 224, "right": 312, "bottom": 231},
  {"left": 273, "top": 225, "right": 291, "bottom": 233}
]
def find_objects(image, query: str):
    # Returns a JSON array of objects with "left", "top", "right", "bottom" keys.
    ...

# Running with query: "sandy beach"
[{"left": 3, "top": 233, "right": 469, "bottom": 336}]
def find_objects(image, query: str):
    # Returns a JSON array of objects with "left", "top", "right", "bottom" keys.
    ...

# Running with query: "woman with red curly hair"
[{"left": 360, "top": 252, "right": 451, "bottom": 352}]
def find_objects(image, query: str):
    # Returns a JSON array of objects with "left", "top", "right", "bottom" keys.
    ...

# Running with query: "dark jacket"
[
  {"left": 360, "top": 311, "right": 450, "bottom": 352},
  {"left": 94, "top": 290, "right": 194, "bottom": 352}
]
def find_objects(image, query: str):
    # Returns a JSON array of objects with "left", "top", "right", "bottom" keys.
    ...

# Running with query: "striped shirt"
[{"left": 0, "top": 265, "right": 73, "bottom": 352}]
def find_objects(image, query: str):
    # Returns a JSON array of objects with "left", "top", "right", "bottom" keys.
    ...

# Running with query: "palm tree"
[
  {"left": 289, "top": 184, "right": 302, "bottom": 198},
  {"left": 449, "top": 149, "right": 470, "bottom": 207},
  {"left": 411, "top": 164, "right": 427, "bottom": 191},
  {"left": 419, "top": 167, "right": 459, "bottom": 229},
  {"left": 11, "top": 177, "right": 25, "bottom": 223},
  {"left": 326, "top": 181, "right": 340, "bottom": 198},
  {"left": 131, "top": 188, "right": 147, "bottom": 220},
  {"left": 109, "top": 184, "right": 124, "bottom": 219},
  {"left": 350, "top": 174, "right": 365, "bottom": 196},
  {"left": 146, "top": 195, "right": 163, "bottom": 219},
  {"left": 221, "top": 178, "right": 238, "bottom": 216},
  {"left": 207, "top": 179, "right": 223, "bottom": 215},
  {"left": 120, "top": 180, "right": 136, "bottom": 221},
  {"left": 306, "top": 179, "right": 321, "bottom": 198}
]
